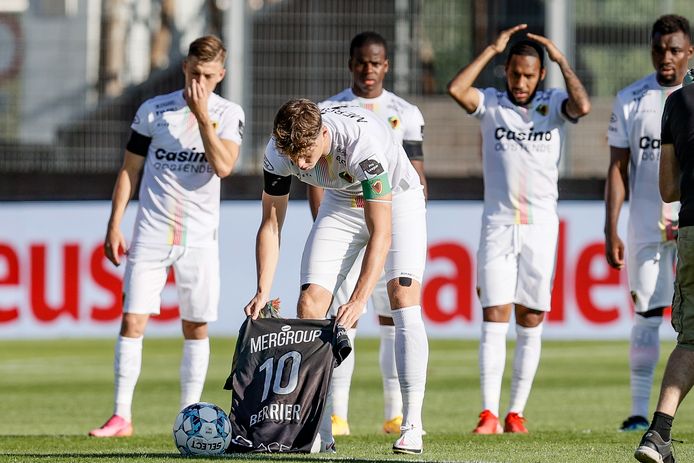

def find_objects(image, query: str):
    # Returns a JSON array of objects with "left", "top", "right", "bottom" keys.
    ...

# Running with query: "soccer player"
[
  {"left": 605, "top": 14, "right": 693, "bottom": 433},
  {"left": 312, "top": 31, "right": 427, "bottom": 436},
  {"left": 634, "top": 68, "right": 694, "bottom": 463},
  {"left": 89, "top": 36, "right": 245, "bottom": 437},
  {"left": 447, "top": 24, "right": 590, "bottom": 434},
  {"left": 244, "top": 99, "right": 428, "bottom": 454}
]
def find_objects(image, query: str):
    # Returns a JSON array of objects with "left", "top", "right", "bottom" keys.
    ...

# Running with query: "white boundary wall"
[{"left": 0, "top": 200, "right": 674, "bottom": 340}]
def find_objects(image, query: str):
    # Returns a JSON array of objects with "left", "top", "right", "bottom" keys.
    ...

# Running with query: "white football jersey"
[
  {"left": 473, "top": 87, "right": 573, "bottom": 224},
  {"left": 263, "top": 106, "right": 422, "bottom": 203},
  {"left": 319, "top": 88, "right": 424, "bottom": 146},
  {"left": 608, "top": 73, "right": 681, "bottom": 244},
  {"left": 130, "top": 90, "right": 244, "bottom": 247}
]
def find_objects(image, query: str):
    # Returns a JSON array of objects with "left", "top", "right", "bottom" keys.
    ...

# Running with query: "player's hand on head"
[
  {"left": 335, "top": 301, "right": 364, "bottom": 330},
  {"left": 526, "top": 33, "right": 565, "bottom": 63},
  {"left": 491, "top": 24, "right": 527, "bottom": 53}
]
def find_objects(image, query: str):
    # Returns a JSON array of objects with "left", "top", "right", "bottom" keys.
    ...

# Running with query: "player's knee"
[
  {"left": 182, "top": 320, "right": 208, "bottom": 340},
  {"left": 387, "top": 277, "right": 421, "bottom": 308},
  {"left": 120, "top": 313, "right": 148, "bottom": 337},
  {"left": 515, "top": 308, "right": 545, "bottom": 328},
  {"left": 297, "top": 285, "right": 329, "bottom": 319}
]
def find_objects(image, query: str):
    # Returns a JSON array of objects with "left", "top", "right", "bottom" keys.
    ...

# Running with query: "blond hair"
[
  {"left": 187, "top": 35, "right": 226, "bottom": 63},
  {"left": 273, "top": 99, "right": 322, "bottom": 159}
]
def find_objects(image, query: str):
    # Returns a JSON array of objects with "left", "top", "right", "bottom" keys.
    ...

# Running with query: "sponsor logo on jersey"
[
  {"left": 494, "top": 127, "right": 552, "bottom": 141},
  {"left": 133, "top": 114, "right": 141, "bottom": 125},
  {"left": 249, "top": 328, "right": 322, "bottom": 353},
  {"left": 238, "top": 120, "right": 244, "bottom": 139},
  {"left": 535, "top": 104, "right": 548, "bottom": 116},
  {"left": 154, "top": 147, "right": 207, "bottom": 162},
  {"left": 359, "top": 159, "right": 384, "bottom": 175},
  {"left": 321, "top": 106, "right": 368, "bottom": 122},
  {"left": 388, "top": 115, "right": 401, "bottom": 129},
  {"left": 339, "top": 171, "right": 354, "bottom": 183},
  {"left": 639, "top": 136, "right": 661, "bottom": 149},
  {"left": 263, "top": 156, "right": 274, "bottom": 172}
]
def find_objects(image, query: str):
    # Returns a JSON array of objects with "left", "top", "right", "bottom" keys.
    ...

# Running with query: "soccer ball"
[{"left": 172, "top": 402, "right": 231, "bottom": 456}]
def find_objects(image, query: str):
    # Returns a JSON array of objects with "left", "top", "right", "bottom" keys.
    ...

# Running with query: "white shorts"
[
  {"left": 327, "top": 249, "right": 392, "bottom": 318},
  {"left": 123, "top": 243, "right": 220, "bottom": 322},
  {"left": 626, "top": 240, "right": 677, "bottom": 313},
  {"left": 476, "top": 221, "right": 559, "bottom": 311},
  {"left": 301, "top": 188, "right": 426, "bottom": 301}
]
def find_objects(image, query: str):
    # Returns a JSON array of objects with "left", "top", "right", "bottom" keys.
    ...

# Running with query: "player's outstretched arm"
[
  {"left": 186, "top": 79, "right": 240, "bottom": 178},
  {"left": 245, "top": 192, "right": 289, "bottom": 319},
  {"left": 527, "top": 33, "right": 591, "bottom": 119},
  {"left": 336, "top": 195, "right": 392, "bottom": 329},
  {"left": 604, "top": 147, "right": 629, "bottom": 269},
  {"left": 660, "top": 143, "right": 680, "bottom": 203},
  {"left": 104, "top": 151, "right": 145, "bottom": 266},
  {"left": 447, "top": 24, "right": 527, "bottom": 113}
]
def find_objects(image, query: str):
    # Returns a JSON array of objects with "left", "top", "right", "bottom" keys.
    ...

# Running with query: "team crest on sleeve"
[
  {"left": 535, "top": 104, "right": 549, "bottom": 116},
  {"left": 358, "top": 159, "right": 384, "bottom": 176}
]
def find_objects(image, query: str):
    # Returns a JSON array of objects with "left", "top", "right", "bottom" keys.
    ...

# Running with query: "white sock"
[
  {"left": 379, "top": 324, "right": 402, "bottom": 420},
  {"left": 630, "top": 315, "right": 662, "bottom": 418},
  {"left": 508, "top": 324, "right": 543, "bottom": 415},
  {"left": 113, "top": 335, "right": 143, "bottom": 421},
  {"left": 391, "top": 305, "right": 428, "bottom": 429},
  {"left": 180, "top": 338, "right": 210, "bottom": 410},
  {"left": 330, "top": 328, "right": 356, "bottom": 420},
  {"left": 479, "top": 321, "right": 509, "bottom": 417}
]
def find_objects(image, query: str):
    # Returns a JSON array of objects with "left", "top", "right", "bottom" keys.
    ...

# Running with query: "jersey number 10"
[{"left": 258, "top": 351, "right": 302, "bottom": 401}]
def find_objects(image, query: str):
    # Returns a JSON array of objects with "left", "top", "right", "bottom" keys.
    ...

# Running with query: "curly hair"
[
  {"left": 273, "top": 99, "right": 323, "bottom": 159},
  {"left": 187, "top": 35, "right": 227, "bottom": 63},
  {"left": 652, "top": 14, "right": 691, "bottom": 41}
]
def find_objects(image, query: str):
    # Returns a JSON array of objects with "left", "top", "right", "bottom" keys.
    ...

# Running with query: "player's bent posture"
[
  {"left": 244, "top": 99, "right": 428, "bottom": 454},
  {"left": 313, "top": 31, "right": 428, "bottom": 436},
  {"left": 634, "top": 70, "right": 694, "bottom": 463},
  {"left": 89, "top": 36, "right": 244, "bottom": 437},
  {"left": 605, "top": 15, "right": 693, "bottom": 433},
  {"left": 447, "top": 24, "right": 590, "bottom": 434}
]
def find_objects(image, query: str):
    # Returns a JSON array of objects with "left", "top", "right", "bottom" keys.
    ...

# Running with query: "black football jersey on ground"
[{"left": 224, "top": 317, "right": 351, "bottom": 453}]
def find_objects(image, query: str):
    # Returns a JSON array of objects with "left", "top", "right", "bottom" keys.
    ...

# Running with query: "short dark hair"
[
  {"left": 273, "top": 99, "right": 323, "bottom": 159},
  {"left": 652, "top": 14, "right": 691, "bottom": 41},
  {"left": 350, "top": 31, "right": 388, "bottom": 58},
  {"left": 187, "top": 35, "right": 227, "bottom": 63},
  {"left": 506, "top": 40, "right": 545, "bottom": 69}
]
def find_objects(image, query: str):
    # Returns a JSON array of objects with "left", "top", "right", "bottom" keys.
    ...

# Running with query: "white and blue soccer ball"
[{"left": 172, "top": 402, "right": 231, "bottom": 456}]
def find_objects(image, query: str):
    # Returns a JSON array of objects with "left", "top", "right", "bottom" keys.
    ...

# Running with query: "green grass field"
[{"left": 1, "top": 337, "right": 693, "bottom": 462}]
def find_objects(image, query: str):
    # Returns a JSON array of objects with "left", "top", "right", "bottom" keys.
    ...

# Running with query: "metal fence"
[{"left": 0, "top": 0, "right": 692, "bottom": 180}]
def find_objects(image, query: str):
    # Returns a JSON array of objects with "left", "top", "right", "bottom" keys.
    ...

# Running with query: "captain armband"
[
  {"left": 403, "top": 140, "right": 424, "bottom": 161},
  {"left": 263, "top": 170, "right": 292, "bottom": 196},
  {"left": 360, "top": 173, "right": 392, "bottom": 200},
  {"left": 126, "top": 130, "right": 152, "bottom": 157}
]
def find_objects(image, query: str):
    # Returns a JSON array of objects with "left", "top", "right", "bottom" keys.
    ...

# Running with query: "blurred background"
[{"left": 1, "top": 0, "right": 690, "bottom": 199}]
